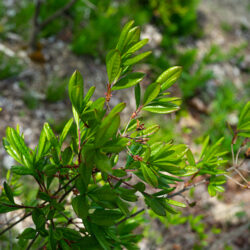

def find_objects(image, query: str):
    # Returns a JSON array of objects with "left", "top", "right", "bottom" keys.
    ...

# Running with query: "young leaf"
[
  {"left": 237, "top": 101, "right": 250, "bottom": 137},
  {"left": 83, "top": 86, "right": 95, "bottom": 105},
  {"left": 186, "top": 149, "right": 195, "bottom": 166},
  {"left": 0, "top": 204, "right": 20, "bottom": 214},
  {"left": 18, "top": 228, "right": 36, "bottom": 240},
  {"left": 116, "top": 20, "right": 134, "bottom": 53},
  {"left": 125, "top": 39, "right": 149, "bottom": 55},
  {"left": 144, "top": 196, "right": 166, "bottom": 216},
  {"left": 134, "top": 83, "right": 141, "bottom": 108},
  {"left": 36, "top": 128, "right": 47, "bottom": 161},
  {"left": 156, "top": 66, "right": 182, "bottom": 91},
  {"left": 4, "top": 182, "right": 15, "bottom": 203},
  {"left": 141, "top": 162, "right": 158, "bottom": 187},
  {"left": 142, "top": 104, "right": 179, "bottom": 114},
  {"left": 68, "top": 70, "right": 84, "bottom": 112},
  {"left": 123, "top": 51, "right": 152, "bottom": 66},
  {"left": 166, "top": 199, "right": 186, "bottom": 208},
  {"left": 90, "top": 209, "right": 123, "bottom": 226},
  {"left": 60, "top": 118, "right": 73, "bottom": 145},
  {"left": 91, "top": 224, "right": 111, "bottom": 250},
  {"left": 112, "top": 72, "right": 145, "bottom": 90},
  {"left": 11, "top": 165, "right": 33, "bottom": 176},
  {"left": 95, "top": 115, "right": 120, "bottom": 147},
  {"left": 116, "top": 198, "right": 130, "bottom": 216},
  {"left": 72, "top": 195, "right": 89, "bottom": 220},
  {"left": 106, "top": 49, "right": 121, "bottom": 84},
  {"left": 32, "top": 208, "right": 46, "bottom": 230},
  {"left": 143, "top": 82, "right": 161, "bottom": 105},
  {"left": 6, "top": 127, "right": 32, "bottom": 168},
  {"left": 94, "top": 151, "right": 112, "bottom": 174}
]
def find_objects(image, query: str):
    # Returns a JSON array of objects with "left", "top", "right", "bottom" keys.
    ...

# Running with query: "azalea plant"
[{"left": 0, "top": 21, "right": 249, "bottom": 249}]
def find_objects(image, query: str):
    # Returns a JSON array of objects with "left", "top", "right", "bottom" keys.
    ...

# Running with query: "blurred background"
[{"left": 0, "top": 0, "right": 249, "bottom": 249}]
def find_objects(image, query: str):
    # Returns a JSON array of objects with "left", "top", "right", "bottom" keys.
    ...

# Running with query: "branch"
[
  {"left": 40, "top": 0, "right": 77, "bottom": 29},
  {"left": 116, "top": 208, "right": 145, "bottom": 226},
  {"left": 0, "top": 202, "right": 44, "bottom": 209},
  {"left": 167, "top": 179, "right": 208, "bottom": 198},
  {"left": 29, "top": 0, "right": 43, "bottom": 49},
  {"left": 59, "top": 185, "right": 75, "bottom": 203},
  {"left": 0, "top": 175, "right": 79, "bottom": 236},
  {"left": 26, "top": 232, "right": 39, "bottom": 250},
  {"left": 0, "top": 212, "right": 31, "bottom": 236}
]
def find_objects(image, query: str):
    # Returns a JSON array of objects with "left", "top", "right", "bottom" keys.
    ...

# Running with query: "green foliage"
[
  {"left": 0, "top": 21, "right": 249, "bottom": 249},
  {"left": 0, "top": 52, "right": 24, "bottom": 80}
]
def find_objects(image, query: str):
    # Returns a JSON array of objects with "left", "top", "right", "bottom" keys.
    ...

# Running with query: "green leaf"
[
  {"left": 68, "top": 70, "right": 84, "bottom": 112},
  {"left": 186, "top": 149, "right": 195, "bottom": 165},
  {"left": 163, "top": 201, "right": 178, "bottom": 214},
  {"left": 116, "top": 198, "right": 130, "bottom": 216},
  {"left": 18, "top": 228, "right": 36, "bottom": 239},
  {"left": 11, "top": 165, "right": 33, "bottom": 176},
  {"left": 125, "top": 26, "right": 141, "bottom": 49},
  {"left": 6, "top": 127, "right": 32, "bottom": 168},
  {"left": 199, "top": 136, "right": 210, "bottom": 159},
  {"left": 123, "top": 51, "right": 152, "bottom": 66},
  {"left": 145, "top": 196, "right": 166, "bottom": 216},
  {"left": 32, "top": 208, "right": 46, "bottom": 230},
  {"left": 4, "top": 182, "right": 14, "bottom": 203},
  {"left": 102, "top": 137, "right": 129, "bottom": 153},
  {"left": 94, "top": 151, "right": 112, "bottom": 174},
  {"left": 143, "top": 82, "right": 161, "bottom": 105},
  {"left": 142, "top": 104, "right": 179, "bottom": 114},
  {"left": 116, "top": 20, "right": 134, "bottom": 53},
  {"left": 89, "top": 186, "right": 116, "bottom": 202},
  {"left": 49, "top": 224, "right": 57, "bottom": 250},
  {"left": 90, "top": 209, "right": 123, "bottom": 226},
  {"left": 166, "top": 199, "right": 186, "bottom": 208},
  {"left": 72, "top": 195, "right": 89, "bottom": 220},
  {"left": 237, "top": 101, "right": 250, "bottom": 137},
  {"left": 58, "top": 228, "right": 82, "bottom": 241},
  {"left": 43, "top": 123, "right": 58, "bottom": 149},
  {"left": 141, "top": 162, "right": 158, "bottom": 188},
  {"left": 79, "top": 161, "right": 92, "bottom": 188},
  {"left": 61, "top": 147, "right": 73, "bottom": 165},
  {"left": 91, "top": 224, "right": 111, "bottom": 250},
  {"left": 112, "top": 72, "right": 145, "bottom": 90},
  {"left": 106, "top": 49, "right": 121, "bottom": 84},
  {"left": 125, "top": 39, "right": 149, "bottom": 55},
  {"left": 83, "top": 86, "right": 95, "bottom": 105},
  {"left": 156, "top": 66, "right": 182, "bottom": 91},
  {"left": 208, "top": 184, "right": 217, "bottom": 197},
  {"left": 60, "top": 118, "right": 73, "bottom": 145},
  {"left": 0, "top": 204, "right": 20, "bottom": 214},
  {"left": 36, "top": 128, "right": 47, "bottom": 161},
  {"left": 95, "top": 114, "right": 120, "bottom": 147},
  {"left": 134, "top": 83, "right": 141, "bottom": 108}
]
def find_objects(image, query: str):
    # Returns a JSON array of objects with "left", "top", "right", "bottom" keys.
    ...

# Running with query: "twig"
[
  {"left": 59, "top": 185, "right": 75, "bottom": 203},
  {"left": 116, "top": 208, "right": 145, "bottom": 225},
  {"left": 26, "top": 232, "right": 39, "bottom": 250},
  {"left": 0, "top": 175, "right": 79, "bottom": 236},
  {"left": 0, "top": 202, "right": 44, "bottom": 209},
  {"left": 235, "top": 146, "right": 242, "bottom": 166},
  {"left": 0, "top": 213, "right": 31, "bottom": 236},
  {"left": 224, "top": 174, "right": 249, "bottom": 189},
  {"left": 29, "top": 0, "right": 77, "bottom": 49},
  {"left": 231, "top": 144, "right": 235, "bottom": 165},
  {"left": 30, "top": 0, "right": 42, "bottom": 49},
  {"left": 168, "top": 179, "right": 208, "bottom": 198},
  {"left": 234, "top": 168, "right": 249, "bottom": 184},
  {"left": 40, "top": 0, "right": 77, "bottom": 29}
]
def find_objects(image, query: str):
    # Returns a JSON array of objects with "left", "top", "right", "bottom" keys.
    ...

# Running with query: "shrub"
[{"left": 0, "top": 21, "right": 249, "bottom": 249}]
